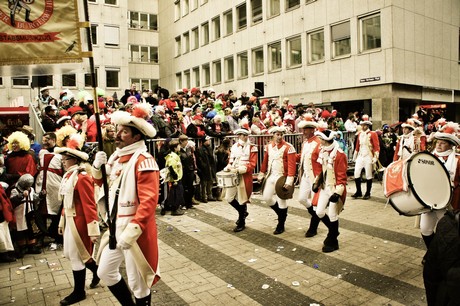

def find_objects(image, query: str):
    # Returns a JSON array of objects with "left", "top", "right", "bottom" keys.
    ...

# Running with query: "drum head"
[{"left": 407, "top": 152, "right": 452, "bottom": 210}]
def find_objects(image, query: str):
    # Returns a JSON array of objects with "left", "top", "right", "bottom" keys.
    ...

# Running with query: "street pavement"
[{"left": 0, "top": 179, "right": 428, "bottom": 305}]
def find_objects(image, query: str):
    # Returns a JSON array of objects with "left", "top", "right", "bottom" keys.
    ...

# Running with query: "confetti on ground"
[
  {"left": 193, "top": 229, "right": 201, "bottom": 232},
  {"left": 292, "top": 248, "right": 296, "bottom": 251},
  {"left": 261, "top": 284, "right": 270, "bottom": 289},
  {"left": 19, "top": 265, "right": 32, "bottom": 270},
  {"left": 295, "top": 260, "right": 304, "bottom": 264},
  {"left": 248, "top": 258, "right": 257, "bottom": 263},
  {"left": 313, "top": 263, "right": 319, "bottom": 269},
  {"left": 292, "top": 281, "right": 300, "bottom": 286}
]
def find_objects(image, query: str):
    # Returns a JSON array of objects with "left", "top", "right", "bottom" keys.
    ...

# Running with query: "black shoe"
[
  {"left": 171, "top": 210, "right": 184, "bottom": 216},
  {"left": 363, "top": 194, "right": 371, "bottom": 200},
  {"left": 135, "top": 293, "right": 151, "bottom": 306},
  {"left": 351, "top": 192, "right": 362, "bottom": 198},
  {"left": 89, "top": 275, "right": 100, "bottom": 289},
  {"left": 60, "top": 292, "right": 86, "bottom": 305},
  {"left": 208, "top": 197, "right": 217, "bottom": 201},
  {"left": 0, "top": 253, "right": 16, "bottom": 263},
  {"left": 305, "top": 230, "right": 317, "bottom": 238},
  {"left": 233, "top": 224, "right": 245, "bottom": 232},
  {"left": 322, "top": 244, "right": 339, "bottom": 253},
  {"left": 26, "top": 245, "right": 42, "bottom": 254},
  {"left": 273, "top": 227, "right": 284, "bottom": 235},
  {"left": 160, "top": 208, "right": 166, "bottom": 215},
  {"left": 235, "top": 212, "right": 249, "bottom": 225},
  {"left": 185, "top": 205, "right": 195, "bottom": 209}
]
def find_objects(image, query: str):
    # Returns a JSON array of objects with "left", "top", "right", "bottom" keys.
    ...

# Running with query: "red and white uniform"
[
  {"left": 224, "top": 140, "right": 258, "bottom": 204},
  {"left": 35, "top": 149, "right": 63, "bottom": 215},
  {"left": 312, "top": 142, "right": 348, "bottom": 221},
  {"left": 297, "top": 136, "right": 322, "bottom": 208},
  {"left": 420, "top": 149, "right": 460, "bottom": 236},
  {"left": 260, "top": 140, "right": 296, "bottom": 209},
  {"left": 393, "top": 131, "right": 426, "bottom": 161},
  {"left": 354, "top": 130, "right": 380, "bottom": 180},
  {"left": 95, "top": 142, "right": 160, "bottom": 299},
  {"left": 60, "top": 167, "right": 99, "bottom": 270}
]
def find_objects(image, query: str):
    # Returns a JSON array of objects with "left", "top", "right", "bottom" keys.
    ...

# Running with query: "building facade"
[
  {"left": 0, "top": 0, "right": 159, "bottom": 108},
  {"left": 158, "top": 0, "right": 460, "bottom": 126}
]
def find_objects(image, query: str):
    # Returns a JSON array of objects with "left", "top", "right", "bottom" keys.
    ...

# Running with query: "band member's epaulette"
[
  {"left": 287, "top": 145, "right": 296, "bottom": 154},
  {"left": 251, "top": 146, "right": 258, "bottom": 152},
  {"left": 138, "top": 157, "right": 159, "bottom": 171}
]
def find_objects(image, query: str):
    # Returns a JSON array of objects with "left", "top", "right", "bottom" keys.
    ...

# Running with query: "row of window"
[
  {"left": 175, "top": 13, "right": 381, "bottom": 89},
  {"left": 174, "top": 0, "right": 208, "bottom": 20},
  {"left": 128, "top": 11, "right": 158, "bottom": 31},
  {"left": 129, "top": 45, "right": 159, "bottom": 64}
]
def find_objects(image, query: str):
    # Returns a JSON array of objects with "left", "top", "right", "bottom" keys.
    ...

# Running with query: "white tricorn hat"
[
  {"left": 298, "top": 113, "right": 318, "bottom": 129},
  {"left": 433, "top": 122, "right": 460, "bottom": 146},
  {"left": 54, "top": 133, "right": 89, "bottom": 161},
  {"left": 314, "top": 129, "right": 336, "bottom": 141},
  {"left": 268, "top": 125, "right": 287, "bottom": 134},
  {"left": 359, "top": 114, "right": 372, "bottom": 125},
  {"left": 111, "top": 103, "right": 156, "bottom": 138},
  {"left": 401, "top": 118, "right": 416, "bottom": 130}
]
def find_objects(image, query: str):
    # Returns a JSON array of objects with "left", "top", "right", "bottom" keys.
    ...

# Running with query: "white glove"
[
  {"left": 93, "top": 151, "right": 107, "bottom": 169},
  {"left": 372, "top": 157, "right": 377, "bottom": 164},
  {"left": 237, "top": 166, "right": 247, "bottom": 174},
  {"left": 257, "top": 172, "right": 265, "bottom": 182},
  {"left": 117, "top": 238, "right": 131, "bottom": 250},
  {"left": 285, "top": 176, "right": 294, "bottom": 186}
]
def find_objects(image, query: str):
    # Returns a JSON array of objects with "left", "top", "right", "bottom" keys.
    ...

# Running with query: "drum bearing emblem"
[{"left": 417, "top": 158, "right": 435, "bottom": 165}]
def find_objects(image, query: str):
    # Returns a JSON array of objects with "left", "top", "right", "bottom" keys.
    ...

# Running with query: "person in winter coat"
[{"left": 195, "top": 136, "right": 216, "bottom": 202}]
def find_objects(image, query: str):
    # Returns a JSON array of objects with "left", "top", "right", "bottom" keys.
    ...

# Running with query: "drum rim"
[
  {"left": 389, "top": 198, "right": 430, "bottom": 216},
  {"left": 406, "top": 151, "right": 452, "bottom": 209}
]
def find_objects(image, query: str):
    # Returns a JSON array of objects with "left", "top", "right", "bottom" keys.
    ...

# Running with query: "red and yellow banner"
[{"left": 0, "top": 0, "right": 82, "bottom": 65}]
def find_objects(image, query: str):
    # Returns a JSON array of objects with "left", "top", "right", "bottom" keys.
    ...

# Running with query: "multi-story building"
[
  {"left": 0, "top": 0, "right": 159, "bottom": 108},
  {"left": 159, "top": 0, "right": 460, "bottom": 126}
]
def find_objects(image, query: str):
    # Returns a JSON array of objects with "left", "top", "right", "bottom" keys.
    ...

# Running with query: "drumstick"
[{"left": 414, "top": 215, "right": 421, "bottom": 229}]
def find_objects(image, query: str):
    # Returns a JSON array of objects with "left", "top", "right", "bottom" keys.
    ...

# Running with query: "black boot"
[
  {"left": 320, "top": 214, "right": 331, "bottom": 229},
  {"left": 363, "top": 180, "right": 372, "bottom": 200},
  {"left": 85, "top": 260, "right": 100, "bottom": 289},
  {"left": 270, "top": 202, "right": 281, "bottom": 216},
  {"left": 25, "top": 10, "right": 33, "bottom": 23},
  {"left": 305, "top": 206, "right": 320, "bottom": 238},
  {"left": 274, "top": 208, "right": 287, "bottom": 235},
  {"left": 234, "top": 204, "right": 248, "bottom": 232},
  {"left": 351, "top": 178, "right": 362, "bottom": 198},
  {"left": 108, "top": 278, "right": 135, "bottom": 306},
  {"left": 422, "top": 234, "right": 435, "bottom": 249},
  {"left": 60, "top": 269, "right": 86, "bottom": 305},
  {"left": 322, "top": 220, "right": 339, "bottom": 253},
  {"left": 135, "top": 293, "right": 151, "bottom": 306}
]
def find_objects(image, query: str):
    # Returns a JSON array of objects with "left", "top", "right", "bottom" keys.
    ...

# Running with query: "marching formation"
[{"left": 0, "top": 85, "right": 459, "bottom": 305}]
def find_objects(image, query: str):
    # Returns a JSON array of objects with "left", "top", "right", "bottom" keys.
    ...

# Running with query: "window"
[
  {"left": 175, "top": 36, "right": 181, "bottom": 57},
  {"left": 212, "top": 16, "right": 220, "bottom": 41},
  {"left": 90, "top": 24, "right": 98, "bottom": 45},
  {"left": 129, "top": 12, "right": 139, "bottom": 28},
  {"left": 183, "top": 32, "right": 190, "bottom": 53},
  {"left": 106, "top": 69, "right": 119, "bottom": 88},
  {"left": 140, "top": 46, "right": 149, "bottom": 63},
  {"left": 104, "top": 25, "right": 119, "bottom": 47},
  {"left": 268, "top": 41, "right": 282, "bottom": 71},
  {"left": 183, "top": 0, "right": 189, "bottom": 16},
  {"left": 85, "top": 69, "right": 98, "bottom": 87},
  {"left": 191, "top": 0, "right": 198, "bottom": 11},
  {"left": 286, "top": 0, "right": 300, "bottom": 10},
  {"left": 360, "top": 13, "right": 381, "bottom": 52},
  {"left": 131, "top": 78, "right": 158, "bottom": 91},
  {"left": 201, "top": 0, "right": 208, "bottom": 5},
  {"left": 129, "top": 12, "right": 157, "bottom": 30},
  {"left": 202, "top": 64, "right": 210, "bottom": 86},
  {"left": 62, "top": 74, "right": 76, "bottom": 87},
  {"left": 251, "top": 0, "right": 262, "bottom": 23},
  {"left": 331, "top": 21, "right": 351, "bottom": 58},
  {"left": 174, "top": 0, "right": 180, "bottom": 21},
  {"left": 105, "top": 0, "right": 116, "bottom": 5},
  {"left": 202, "top": 22, "right": 209, "bottom": 45},
  {"left": 225, "top": 56, "right": 234, "bottom": 81},
  {"left": 237, "top": 3, "right": 247, "bottom": 30},
  {"left": 287, "top": 36, "right": 302, "bottom": 67},
  {"left": 237, "top": 52, "right": 248, "bottom": 78},
  {"left": 149, "top": 14, "right": 158, "bottom": 30},
  {"left": 150, "top": 47, "right": 158, "bottom": 63},
  {"left": 193, "top": 67, "right": 200, "bottom": 87},
  {"left": 308, "top": 29, "right": 324, "bottom": 63},
  {"left": 268, "top": 0, "right": 280, "bottom": 18},
  {"left": 224, "top": 10, "right": 233, "bottom": 36},
  {"left": 213, "top": 60, "right": 222, "bottom": 84},
  {"left": 176, "top": 73, "right": 182, "bottom": 89},
  {"left": 139, "top": 13, "right": 148, "bottom": 30},
  {"left": 252, "top": 47, "right": 264, "bottom": 75},
  {"left": 12, "top": 76, "right": 29, "bottom": 87},
  {"left": 130, "top": 45, "right": 140, "bottom": 61},
  {"left": 192, "top": 27, "right": 199, "bottom": 50},
  {"left": 184, "top": 70, "right": 191, "bottom": 88},
  {"left": 88, "top": 0, "right": 96, "bottom": 2}
]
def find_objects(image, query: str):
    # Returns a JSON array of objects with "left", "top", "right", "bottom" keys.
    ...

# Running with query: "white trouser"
[
  {"left": 298, "top": 173, "right": 313, "bottom": 208},
  {"left": 354, "top": 155, "right": 373, "bottom": 179},
  {"left": 225, "top": 186, "right": 238, "bottom": 203},
  {"left": 63, "top": 220, "right": 86, "bottom": 271},
  {"left": 420, "top": 209, "right": 446, "bottom": 236},
  {"left": 261, "top": 173, "right": 288, "bottom": 209},
  {"left": 315, "top": 187, "right": 338, "bottom": 222}
]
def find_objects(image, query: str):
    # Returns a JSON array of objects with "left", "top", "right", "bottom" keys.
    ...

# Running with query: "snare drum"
[
  {"left": 384, "top": 152, "right": 452, "bottom": 216},
  {"left": 216, "top": 171, "right": 239, "bottom": 188}
]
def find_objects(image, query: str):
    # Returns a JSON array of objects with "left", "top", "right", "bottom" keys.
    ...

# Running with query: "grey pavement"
[{"left": 0, "top": 179, "right": 428, "bottom": 305}]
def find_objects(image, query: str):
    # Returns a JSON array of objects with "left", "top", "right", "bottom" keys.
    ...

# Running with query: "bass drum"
[{"left": 384, "top": 152, "right": 452, "bottom": 216}]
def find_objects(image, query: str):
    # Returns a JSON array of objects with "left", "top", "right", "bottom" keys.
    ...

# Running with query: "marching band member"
[
  {"left": 296, "top": 114, "right": 322, "bottom": 237},
  {"left": 420, "top": 122, "right": 460, "bottom": 249},
  {"left": 352, "top": 115, "right": 380, "bottom": 200},
  {"left": 224, "top": 125, "right": 258, "bottom": 232},
  {"left": 312, "top": 129, "right": 348, "bottom": 253},
  {"left": 258, "top": 125, "right": 296, "bottom": 235},
  {"left": 93, "top": 104, "right": 160, "bottom": 306},
  {"left": 56, "top": 133, "right": 100, "bottom": 305},
  {"left": 393, "top": 118, "right": 425, "bottom": 162}
]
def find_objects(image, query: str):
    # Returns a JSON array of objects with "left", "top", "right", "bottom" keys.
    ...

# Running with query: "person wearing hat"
[
  {"left": 36, "top": 86, "right": 53, "bottom": 113},
  {"left": 196, "top": 135, "right": 217, "bottom": 202},
  {"left": 223, "top": 127, "right": 258, "bottom": 232},
  {"left": 56, "top": 116, "right": 72, "bottom": 129},
  {"left": 42, "top": 105, "right": 58, "bottom": 132},
  {"left": 182, "top": 107, "right": 193, "bottom": 128},
  {"left": 296, "top": 114, "right": 323, "bottom": 238},
  {"left": 257, "top": 125, "right": 297, "bottom": 235},
  {"left": 351, "top": 115, "right": 380, "bottom": 200},
  {"left": 311, "top": 129, "right": 348, "bottom": 252},
  {"left": 165, "top": 112, "right": 184, "bottom": 138},
  {"left": 206, "top": 114, "right": 232, "bottom": 139},
  {"left": 71, "top": 110, "right": 97, "bottom": 143},
  {"left": 92, "top": 103, "right": 160, "bottom": 305},
  {"left": 55, "top": 133, "right": 100, "bottom": 305},
  {"left": 186, "top": 114, "right": 207, "bottom": 140},
  {"left": 393, "top": 118, "right": 425, "bottom": 162},
  {"left": 419, "top": 122, "right": 460, "bottom": 250}
]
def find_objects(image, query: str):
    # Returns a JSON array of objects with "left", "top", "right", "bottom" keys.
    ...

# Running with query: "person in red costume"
[
  {"left": 186, "top": 114, "right": 207, "bottom": 139},
  {"left": 258, "top": 126, "right": 296, "bottom": 235},
  {"left": 55, "top": 133, "right": 100, "bottom": 305},
  {"left": 312, "top": 129, "right": 348, "bottom": 253},
  {"left": 223, "top": 127, "right": 258, "bottom": 232},
  {"left": 92, "top": 103, "right": 160, "bottom": 306},
  {"left": 296, "top": 114, "right": 322, "bottom": 238},
  {"left": 71, "top": 111, "right": 97, "bottom": 142}
]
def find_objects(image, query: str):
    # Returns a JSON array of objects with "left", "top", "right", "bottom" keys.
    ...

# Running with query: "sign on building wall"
[{"left": 0, "top": 0, "right": 82, "bottom": 65}]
